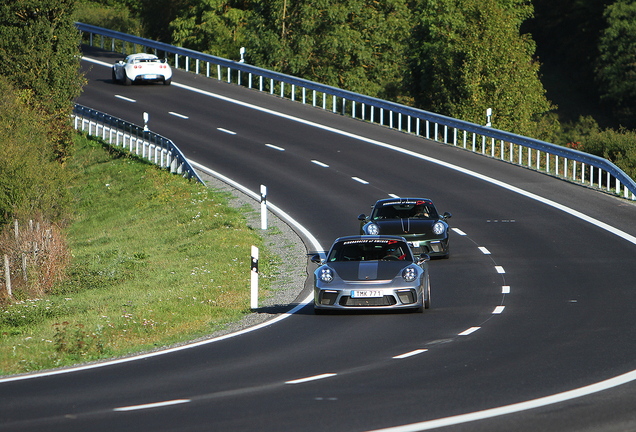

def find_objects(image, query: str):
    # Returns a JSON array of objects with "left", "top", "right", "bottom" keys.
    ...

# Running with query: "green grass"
[{"left": 0, "top": 134, "right": 281, "bottom": 375}]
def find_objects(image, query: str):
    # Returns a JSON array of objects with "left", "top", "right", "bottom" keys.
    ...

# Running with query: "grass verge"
[{"left": 0, "top": 133, "right": 282, "bottom": 376}]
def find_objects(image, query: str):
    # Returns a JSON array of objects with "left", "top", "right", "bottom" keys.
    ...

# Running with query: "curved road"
[{"left": 2, "top": 46, "right": 636, "bottom": 432}]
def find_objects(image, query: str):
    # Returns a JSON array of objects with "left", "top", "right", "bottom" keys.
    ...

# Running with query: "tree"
[
  {"left": 170, "top": 0, "right": 254, "bottom": 60},
  {"left": 248, "top": 0, "right": 412, "bottom": 101},
  {"left": 407, "top": 0, "right": 557, "bottom": 140},
  {"left": 0, "top": 0, "right": 85, "bottom": 163},
  {"left": 596, "top": 0, "right": 636, "bottom": 128},
  {"left": 0, "top": 77, "right": 72, "bottom": 226}
]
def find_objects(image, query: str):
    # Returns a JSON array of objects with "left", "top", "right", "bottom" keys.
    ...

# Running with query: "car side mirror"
[
  {"left": 310, "top": 254, "right": 323, "bottom": 264},
  {"left": 443, "top": 212, "right": 452, "bottom": 219},
  {"left": 417, "top": 254, "right": 430, "bottom": 264},
  {"left": 357, "top": 214, "right": 367, "bottom": 221}
]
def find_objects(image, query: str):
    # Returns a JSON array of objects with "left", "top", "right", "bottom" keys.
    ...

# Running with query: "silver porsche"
[{"left": 311, "top": 236, "right": 430, "bottom": 314}]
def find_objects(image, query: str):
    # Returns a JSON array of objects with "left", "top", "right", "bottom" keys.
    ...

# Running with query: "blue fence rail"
[
  {"left": 72, "top": 104, "right": 203, "bottom": 183},
  {"left": 76, "top": 22, "right": 636, "bottom": 200}
]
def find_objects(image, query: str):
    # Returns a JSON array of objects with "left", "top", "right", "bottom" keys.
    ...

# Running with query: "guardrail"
[
  {"left": 76, "top": 22, "right": 636, "bottom": 200},
  {"left": 72, "top": 104, "right": 203, "bottom": 183}
]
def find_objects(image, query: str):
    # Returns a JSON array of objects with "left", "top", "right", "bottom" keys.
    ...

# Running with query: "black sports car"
[
  {"left": 358, "top": 198, "right": 452, "bottom": 258},
  {"left": 311, "top": 236, "right": 430, "bottom": 314}
]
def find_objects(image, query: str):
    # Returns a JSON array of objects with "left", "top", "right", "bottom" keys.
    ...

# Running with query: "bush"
[
  {"left": 74, "top": 1, "right": 144, "bottom": 36},
  {"left": 0, "top": 77, "right": 73, "bottom": 227},
  {"left": 583, "top": 127, "right": 636, "bottom": 181}
]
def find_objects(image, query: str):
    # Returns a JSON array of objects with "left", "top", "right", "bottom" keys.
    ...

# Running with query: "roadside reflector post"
[
  {"left": 251, "top": 246, "right": 259, "bottom": 310},
  {"left": 260, "top": 185, "right": 267, "bottom": 230}
]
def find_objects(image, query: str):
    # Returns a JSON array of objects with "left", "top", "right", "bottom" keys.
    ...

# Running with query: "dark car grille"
[{"left": 340, "top": 296, "right": 397, "bottom": 307}]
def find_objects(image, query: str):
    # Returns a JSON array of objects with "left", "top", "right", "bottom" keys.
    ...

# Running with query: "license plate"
[
  {"left": 144, "top": 74, "right": 157, "bottom": 79},
  {"left": 351, "top": 290, "right": 383, "bottom": 298}
]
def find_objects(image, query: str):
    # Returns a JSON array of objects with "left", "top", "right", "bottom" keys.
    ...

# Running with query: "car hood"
[
  {"left": 329, "top": 261, "right": 408, "bottom": 281},
  {"left": 374, "top": 219, "right": 437, "bottom": 235}
]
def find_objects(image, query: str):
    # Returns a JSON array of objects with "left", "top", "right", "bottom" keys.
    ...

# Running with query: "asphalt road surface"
[{"left": 2, "top": 46, "right": 636, "bottom": 432}]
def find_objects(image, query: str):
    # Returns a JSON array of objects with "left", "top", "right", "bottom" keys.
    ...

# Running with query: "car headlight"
[
  {"left": 432, "top": 221, "right": 445, "bottom": 235},
  {"left": 319, "top": 268, "right": 334, "bottom": 283},
  {"left": 402, "top": 267, "right": 417, "bottom": 282},
  {"left": 365, "top": 223, "right": 380, "bottom": 235}
]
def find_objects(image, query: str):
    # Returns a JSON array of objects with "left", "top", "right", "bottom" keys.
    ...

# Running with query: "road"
[{"left": 2, "top": 46, "right": 636, "bottom": 432}]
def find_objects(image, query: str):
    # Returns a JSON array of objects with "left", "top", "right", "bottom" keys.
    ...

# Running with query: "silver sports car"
[{"left": 311, "top": 236, "right": 430, "bottom": 314}]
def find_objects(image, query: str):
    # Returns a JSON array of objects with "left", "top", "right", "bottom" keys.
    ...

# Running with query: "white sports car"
[{"left": 112, "top": 53, "right": 172, "bottom": 86}]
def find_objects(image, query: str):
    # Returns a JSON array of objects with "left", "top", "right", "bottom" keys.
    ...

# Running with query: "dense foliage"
[
  {"left": 0, "top": 77, "right": 73, "bottom": 227},
  {"left": 248, "top": 0, "right": 412, "bottom": 102},
  {"left": 407, "top": 0, "right": 556, "bottom": 139},
  {"left": 596, "top": 0, "right": 636, "bottom": 128},
  {"left": 0, "top": 0, "right": 86, "bottom": 163}
]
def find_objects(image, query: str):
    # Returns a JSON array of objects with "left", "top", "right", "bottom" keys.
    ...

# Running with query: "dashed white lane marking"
[
  {"left": 502, "top": 285, "right": 510, "bottom": 294},
  {"left": 352, "top": 177, "right": 369, "bottom": 184},
  {"left": 393, "top": 349, "right": 428, "bottom": 359},
  {"left": 114, "top": 399, "right": 190, "bottom": 412},
  {"left": 115, "top": 94, "right": 136, "bottom": 103},
  {"left": 459, "top": 327, "right": 481, "bottom": 336},
  {"left": 389, "top": 194, "right": 400, "bottom": 198},
  {"left": 478, "top": 247, "right": 491, "bottom": 255},
  {"left": 451, "top": 228, "right": 466, "bottom": 236},
  {"left": 495, "top": 266, "right": 506, "bottom": 274},
  {"left": 285, "top": 373, "right": 337, "bottom": 384},
  {"left": 311, "top": 160, "right": 329, "bottom": 168},
  {"left": 217, "top": 128, "right": 236, "bottom": 135},
  {"left": 169, "top": 111, "right": 189, "bottom": 119},
  {"left": 266, "top": 144, "right": 285, "bottom": 151},
  {"left": 493, "top": 306, "right": 505, "bottom": 314}
]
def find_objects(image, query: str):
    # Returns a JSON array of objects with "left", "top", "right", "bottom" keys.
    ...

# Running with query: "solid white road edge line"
[{"left": 366, "top": 369, "right": 636, "bottom": 432}]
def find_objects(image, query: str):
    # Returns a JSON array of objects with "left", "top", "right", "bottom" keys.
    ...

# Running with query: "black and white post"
[
  {"left": 260, "top": 184, "right": 267, "bottom": 230},
  {"left": 251, "top": 245, "right": 259, "bottom": 309}
]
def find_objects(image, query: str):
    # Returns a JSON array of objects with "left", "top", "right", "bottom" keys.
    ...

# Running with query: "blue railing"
[
  {"left": 76, "top": 22, "right": 636, "bottom": 200},
  {"left": 72, "top": 104, "right": 203, "bottom": 183}
]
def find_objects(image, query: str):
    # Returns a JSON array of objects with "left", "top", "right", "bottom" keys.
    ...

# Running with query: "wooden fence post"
[{"left": 3, "top": 254, "right": 11, "bottom": 298}]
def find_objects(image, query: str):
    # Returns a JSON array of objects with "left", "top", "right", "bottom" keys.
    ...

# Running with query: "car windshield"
[
  {"left": 371, "top": 200, "right": 438, "bottom": 221},
  {"left": 328, "top": 239, "right": 412, "bottom": 262},
  {"left": 128, "top": 57, "right": 159, "bottom": 64}
]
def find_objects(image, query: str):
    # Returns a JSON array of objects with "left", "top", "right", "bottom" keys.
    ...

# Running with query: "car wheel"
[
  {"left": 164, "top": 78, "right": 171, "bottom": 86},
  {"left": 111, "top": 69, "right": 118, "bottom": 83},
  {"left": 424, "top": 280, "right": 431, "bottom": 309},
  {"left": 314, "top": 307, "right": 326, "bottom": 315},
  {"left": 124, "top": 73, "right": 132, "bottom": 86}
]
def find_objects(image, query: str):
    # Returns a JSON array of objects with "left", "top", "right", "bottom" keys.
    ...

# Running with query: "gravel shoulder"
[{"left": 195, "top": 170, "right": 312, "bottom": 338}]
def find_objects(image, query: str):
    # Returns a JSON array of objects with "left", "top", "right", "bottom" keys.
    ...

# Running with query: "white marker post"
[
  {"left": 251, "top": 245, "right": 259, "bottom": 309},
  {"left": 485, "top": 108, "right": 492, "bottom": 127},
  {"left": 143, "top": 112, "right": 149, "bottom": 131},
  {"left": 260, "top": 185, "right": 267, "bottom": 230}
]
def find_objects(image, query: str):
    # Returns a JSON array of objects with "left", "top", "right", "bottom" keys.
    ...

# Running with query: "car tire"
[
  {"left": 164, "top": 78, "right": 171, "bottom": 86},
  {"left": 314, "top": 307, "right": 326, "bottom": 315},
  {"left": 124, "top": 73, "right": 132, "bottom": 86},
  {"left": 111, "top": 69, "right": 118, "bottom": 83},
  {"left": 424, "top": 282, "right": 431, "bottom": 309}
]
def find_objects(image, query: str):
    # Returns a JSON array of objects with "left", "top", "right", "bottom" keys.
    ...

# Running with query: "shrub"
[{"left": 583, "top": 127, "right": 636, "bottom": 181}]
